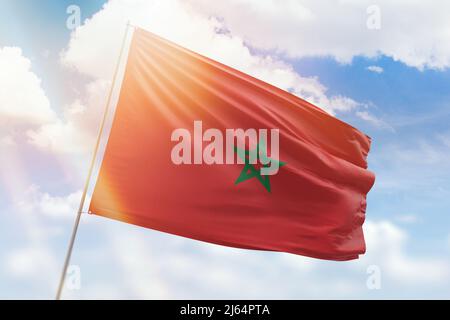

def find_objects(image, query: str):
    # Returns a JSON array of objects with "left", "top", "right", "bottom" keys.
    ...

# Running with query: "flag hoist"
[{"left": 55, "top": 22, "right": 135, "bottom": 300}]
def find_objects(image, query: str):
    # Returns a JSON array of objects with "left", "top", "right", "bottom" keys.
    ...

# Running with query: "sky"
[{"left": 0, "top": 0, "right": 450, "bottom": 299}]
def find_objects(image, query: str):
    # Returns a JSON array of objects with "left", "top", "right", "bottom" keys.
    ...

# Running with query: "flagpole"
[{"left": 55, "top": 22, "right": 134, "bottom": 300}]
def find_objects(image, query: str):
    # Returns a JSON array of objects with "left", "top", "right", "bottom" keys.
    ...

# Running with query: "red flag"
[{"left": 89, "top": 28, "right": 375, "bottom": 260}]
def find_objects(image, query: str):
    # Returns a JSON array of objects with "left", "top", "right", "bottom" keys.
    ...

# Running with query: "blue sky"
[
  {"left": 298, "top": 55, "right": 450, "bottom": 242},
  {"left": 1, "top": 0, "right": 449, "bottom": 299}
]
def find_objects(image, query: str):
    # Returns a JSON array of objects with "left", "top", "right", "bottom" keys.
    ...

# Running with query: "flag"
[{"left": 89, "top": 27, "right": 375, "bottom": 261}]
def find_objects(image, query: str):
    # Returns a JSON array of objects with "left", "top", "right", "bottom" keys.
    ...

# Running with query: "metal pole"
[{"left": 55, "top": 22, "right": 133, "bottom": 300}]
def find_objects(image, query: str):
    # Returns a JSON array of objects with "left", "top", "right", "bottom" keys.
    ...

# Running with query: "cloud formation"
[
  {"left": 0, "top": 47, "right": 55, "bottom": 134},
  {"left": 63, "top": 219, "right": 449, "bottom": 299},
  {"left": 367, "top": 65, "right": 384, "bottom": 74},
  {"left": 189, "top": 0, "right": 450, "bottom": 70},
  {"left": 27, "top": 79, "right": 110, "bottom": 155},
  {"left": 60, "top": 0, "right": 362, "bottom": 116}
]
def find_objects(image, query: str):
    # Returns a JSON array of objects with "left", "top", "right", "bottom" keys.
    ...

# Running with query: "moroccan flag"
[{"left": 89, "top": 28, "right": 375, "bottom": 260}]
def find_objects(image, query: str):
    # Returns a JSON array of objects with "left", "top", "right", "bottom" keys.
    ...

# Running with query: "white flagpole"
[{"left": 55, "top": 22, "right": 134, "bottom": 300}]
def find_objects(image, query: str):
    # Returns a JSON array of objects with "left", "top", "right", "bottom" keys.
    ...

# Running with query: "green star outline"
[{"left": 234, "top": 140, "right": 286, "bottom": 193}]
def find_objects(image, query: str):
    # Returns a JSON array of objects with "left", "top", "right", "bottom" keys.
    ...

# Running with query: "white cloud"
[
  {"left": 359, "top": 221, "right": 449, "bottom": 285},
  {"left": 394, "top": 214, "right": 419, "bottom": 224},
  {"left": 0, "top": 43, "right": 107, "bottom": 157},
  {"left": 437, "top": 131, "right": 450, "bottom": 148},
  {"left": 0, "top": 135, "right": 15, "bottom": 147},
  {"left": 32, "top": 190, "right": 81, "bottom": 219},
  {"left": 381, "top": 138, "right": 450, "bottom": 167},
  {"left": 356, "top": 110, "right": 392, "bottom": 130},
  {"left": 367, "top": 65, "right": 384, "bottom": 73},
  {"left": 62, "top": 218, "right": 450, "bottom": 299},
  {"left": 372, "top": 134, "right": 450, "bottom": 194},
  {"left": 16, "top": 185, "right": 82, "bottom": 219},
  {"left": 109, "top": 232, "right": 172, "bottom": 299},
  {"left": 1, "top": 184, "right": 83, "bottom": 298},
  {"left": 27, "top": 79, "right": 109, "bottom": 155},
  {"left": 60, "top": 0, "right": 362, "bottom": 116},
  {"left": 5, "top": 246, "right": 58, "bottom": 280},
  {"left": 0, "top": 47, "right": 55, "bottom": 128},
  {"left": 189, "top": 0, "right": 450, "bottom": 70}
]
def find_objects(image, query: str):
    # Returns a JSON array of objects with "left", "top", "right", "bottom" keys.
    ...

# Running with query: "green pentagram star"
[{"left": 234, "top": 141, "right": 286, "bottom": 193}]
